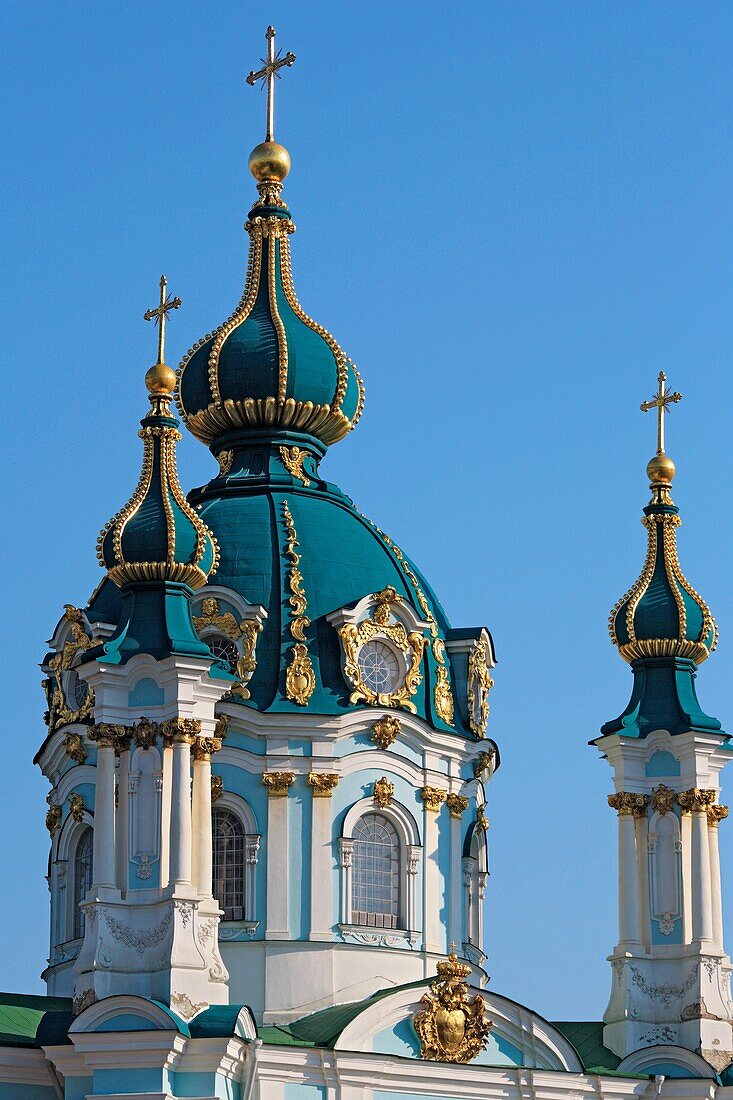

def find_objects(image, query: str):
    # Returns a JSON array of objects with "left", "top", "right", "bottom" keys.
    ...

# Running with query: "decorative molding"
[
  {"left": 46, "top": 606, "right": 98, "bottom": 732},
  {"left": 475, "top": 807, "right": 489, "bottom": 832},
  {"left": 472, "top": 750, "right": 495, "bottom": 779},
  {"left": 373, "top": 776, "right": 395, "bottom": 808},
  {"left": 63, "top": 732, "right": 87, "bottom": 764},
  {"left": 421, "top": 786, "right": 447, "bottom": 813},
  {"left": 608, "top": 791, "right": 649, "bottom": 817},
  {"left": 371, "top": 715, "right": 401, "bottom": 750},
  {"left": 281, "top": 500, "right": 316, "bottom": 706},
  {"left": 307, "top": 772, "right": 339, "bottom": 797},
  {"left": 414, "top": 952, "right": 492, "bottom": 1062},
  {"left": 171, "top": 991, "right": 208, "bottom": 1021},
  {"left": 262, "top": 771, "right": 295, "bottom": 797},
  {"left": 134, "top": 717, "right": 160, "bottom": 750},
  {"left": 100, "top": 908, "right": 172, "bottom": 955},
  {"left": 447, "top": 793, "right": 469, "bottom": 819},
  {"left": 161, "top": 717, "right": 201, "bottom": 745},
  {"left": 194, "top": 597, "right": 263, "bottom": 699},
  {"left": 217, "top": 449, "right": 234, "bottom": 476}
]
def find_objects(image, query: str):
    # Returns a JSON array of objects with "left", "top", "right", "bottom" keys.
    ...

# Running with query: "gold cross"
[
  {"left": 246, "top": 26, "right": 296, "bottom": 143},
  {"left": 640, "top": 371, "right": 682, "bottom": 455},
  {"left": 144, "top": 275, "right": 182, "bottom": 365}
]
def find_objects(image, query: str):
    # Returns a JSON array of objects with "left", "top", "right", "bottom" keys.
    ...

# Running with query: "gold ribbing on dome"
[{"left": 640, "top": 371, "right": 682, "bottom": 505}]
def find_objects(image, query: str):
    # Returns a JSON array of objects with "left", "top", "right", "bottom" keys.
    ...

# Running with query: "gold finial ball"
[
  {"left": 249, "top": 141, "right": 291, "bottom": 183},
  {"left": 647, "top": 453, "right": 676, "bottom": 485},
  {"left": 145, "top": 362, "right": 176, "bottom": 396}
]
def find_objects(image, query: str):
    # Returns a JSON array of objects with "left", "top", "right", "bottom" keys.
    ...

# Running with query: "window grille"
[
  {"left": 213, "top": 809, "right": 245, "bottom": 921},
  {"left": 73, "top": 827, "right": 93, "bottom": 939},
  {"left": 206, "top": 633, "right": 239, "bottom": 674},
  {"left": 351, "top": 813, "right": 400, "bottom": 928}
]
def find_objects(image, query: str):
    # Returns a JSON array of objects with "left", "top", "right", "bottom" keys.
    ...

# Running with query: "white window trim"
[{"left": 212, "top": 791, "right": 260, "bottom": 927}]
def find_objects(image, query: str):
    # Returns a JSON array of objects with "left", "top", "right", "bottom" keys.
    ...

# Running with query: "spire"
[
  {"left": 175, "top": 26, "right": 363, "bottom": 455},
  {"left": 601, "top": 374, "right": 720, "bottom": 737}
]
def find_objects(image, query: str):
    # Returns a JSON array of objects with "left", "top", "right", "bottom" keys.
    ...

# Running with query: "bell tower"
[{"left": 595, "top": 374, "right": 733, "bottom": 1071}]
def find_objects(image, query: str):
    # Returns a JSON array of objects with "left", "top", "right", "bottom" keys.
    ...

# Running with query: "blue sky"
[{"left": 1, "top": 1, "right": 732, "bottom": 1020}]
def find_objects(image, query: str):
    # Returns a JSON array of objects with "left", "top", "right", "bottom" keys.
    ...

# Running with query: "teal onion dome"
[
  {"left": 608, "top": 461, "right": 717, "bottom": 667},
  {"left": 175, "top": 146, "right": 364, "bottom": 450},
  {"left": 97, "top": 377, "right": 219, "bottom": 591}
]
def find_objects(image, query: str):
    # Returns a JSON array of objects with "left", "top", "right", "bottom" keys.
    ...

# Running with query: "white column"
[
  {"left": 159, "top": 742, "right": 173, "bottom": 889},
  {"left": 264, "top": 772, "right": 293, "bottom": 938},
  {"left": 688, "top": 797, "right": 715, "bottom": 944},
  {"left": 92, "top": 729, "right": 118, "bottom": 890},
  {"left": 192, "top": 739, "right": 215, "bottom": 898},
  {"left": 115, "top": 744, "right": 131, "bottom": 892},
  {"left": 708, "top": 805, "right": 727, "bottom": 949},
  {"left": 421, "top": 789, "right": 445, "bottom": 953},
  {"left": 610, "top": 794, "right": 642, "bottom": 948},
  {"left": 448, "top": 801, "right": 465, "bottom": 951},
  {"left": 309, "top": 774, "right": 336, "bottom": 940},
  {"left": 168, "top": 730, "right": 194, "bottom": 888}
]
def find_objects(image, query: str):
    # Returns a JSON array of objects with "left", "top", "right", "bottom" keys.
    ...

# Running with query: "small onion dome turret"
[
  {"left": 98, "top": 361, "right": 219, "bottom": 590},
  {"left": 175, "top": 141, "right": 364, "bottom": 450},
  {"left": 608, "top": 419, "right": 717, "bottom": 666}
]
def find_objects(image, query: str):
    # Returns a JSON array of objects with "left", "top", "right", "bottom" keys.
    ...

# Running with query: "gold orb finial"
[
  {"left": 249, "top": 140, "right": 291, "bottom": 183},
  {"left": 145, "top": 362, "right": 176, "bottom": 396}
]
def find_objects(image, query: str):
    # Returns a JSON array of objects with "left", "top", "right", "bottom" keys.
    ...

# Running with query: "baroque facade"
[{"left": 2, "top": 26, "right": 732, "bottom": 1100}]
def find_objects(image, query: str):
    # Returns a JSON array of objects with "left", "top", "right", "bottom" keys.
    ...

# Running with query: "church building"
[{"left": 2, "top": 26, "right": 732, "bottom": 1100}]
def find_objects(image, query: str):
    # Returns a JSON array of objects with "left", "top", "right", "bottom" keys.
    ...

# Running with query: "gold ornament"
[
  {"left": 262, "top": 771, "right": 295, "bottom": 797},
  {"left": 161, "top": 718, "right": 201, "bottom": 746},
  {"left": 677, "top": 788, "right": 717, "bottom": 814},
  {"left": 339, "top": 587, "right": 426, "bottom": 712},
  {"left": 143, "top": 275, "right": 181, "bottom": 381},
  {"left": 211, "top": 775, "right": 224, "bottom": 802},
  {"left": 45, "top": 805, "right": 62, "bottom": 836},
  {"left": 373, "top": 776, "right": 395, "bottom": 808},
  {"left": 217, "top": 449, "right": 234, "bottom": 476},
  {"left": 47, "top": 606, "right": 99, "bottom": 732},
  {"left": 639, "top": 371, "right": 682, "bottom": 505},
  {"left": 214, "top": 713, "right": 229, "bottom": 740},
  {"left": 63, "top": 732, "right": 87, "bottom": 765},
  {"left": 281, "top": 501, "right": 316, "bottom": 705},
  {"left": 475, "top": 807, "right": 489, "bottom": 832},
  {"left": 709, "top": 804, "right": 729, "bottom": 827},
  {"left": 307, "top": 773, "right": 339, "bottom": 797},
  {"left": 194, "top": 598, "right": 263, "bottom": 700},
  {"left": 371, "top": 715, "right": 401, "bottom": 750},
  {"left": 651, "top": 784, "right": 676, "bottom": 815},
  {"left": 421, "top": 786, "right": 447, "bottom": 813},
  {"left": 134, "top": 717, "right": 160, "bottom": 751},
  {"left": 192, "top": 737, "right": 223, "bottom": 761},
  {"left": 70, "top": 793, "right": 86, "bottom": 823},
  {"left": 280, "top": 445, "right": 311, "bottom": 486},
  {"left": 467, "top": 636, "right": 494, "bottom": 738},
  {"left": 447, "top": 794, "right": 469, "bottom": 819},
  {"left": 472, "top": 750, "right": 495, "bottom": 779},
  {"left": 413, "top": 952, "right": 492, "bottom": 1063},
  {"left": 608, "top": 792, "right": 649, "bottom": 817}
]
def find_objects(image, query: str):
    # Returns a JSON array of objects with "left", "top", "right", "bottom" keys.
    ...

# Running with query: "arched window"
[
  {"left": 206, "top": 634, "right": 239, "bottom": 675},
  {"left": 213, "top": 809, "right": 245, "bottom": 921},
  {"left": 351, "top": 813, "right": 400, "bottom": 929},
  {"left": 73, "top": 827, "right": 93, "bottom": 939}
]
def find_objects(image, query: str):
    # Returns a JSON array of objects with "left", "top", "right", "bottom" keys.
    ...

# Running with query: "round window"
[
  {"left": 66, "top": 670, "right": 89, "bottom": 711},
  {"left": 357, "top": 639, "right": 401, "bottom": 695},
  {"left": 207, "top": 633, "right": 239, "bottom": 674}
]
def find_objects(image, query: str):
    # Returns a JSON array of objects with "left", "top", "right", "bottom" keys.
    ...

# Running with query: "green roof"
[
  {"left": 0, "top": 992, "right": 72, "bottom": 1048},
  {"left": 551, "top": 1021, "right": 631, "bottom": 1076}
]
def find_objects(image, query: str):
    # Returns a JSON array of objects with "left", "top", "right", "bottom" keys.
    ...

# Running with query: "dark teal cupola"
[
  {"left": 92, "top": 287, "right": 225, "bottom": 668},
  {"left": 601, "top": 373, "right": 720, "bottom": 738},
  {"left": 175, "top": 132, "right": 364, "bottom": 458}
]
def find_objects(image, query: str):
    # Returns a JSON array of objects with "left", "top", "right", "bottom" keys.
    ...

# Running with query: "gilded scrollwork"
[
  {"left": 63, "top": 732, "right": 87, "bottom": 765},
  {"left": 467, "top": 635, "right": 494, "bottom": 738},
  {"left": 413, "top": 952, "right": 492, "bottom": 1063},
  {"left": 677, "top": 788, "right": 717, "bottom": 815},
  {"left": 373, "top": 776, "right": 395, "bottom": 808},
  {"left": 447, "top": 794, "right": 469, "bottom": 819},
  {"left": 262, "top": 771, "right": 295, "bottom": 797},
  {"left": 338, "top": 586, "right": 426, "bottom": 713},
  {"left": 211, "top": 775, "right": 224, "bottom": 802},
  {"left": 371, "top": 715, "right": 401, "bottom": 750},
  {"left": 70, "top": 793, "right": 86, "bottom": 823},
  {"left": 47, "top": 606, "right": 99, "bottom": 732},
  {"left": 46, "top": 805, "right": 62, "bottom": 835},
  {"left": 608, "top": 792, "right": 649, "bottom": 817},
  {"left": 194, "top": 598, "right": 263, "bottom": 699},
  {"left": 217, "top": 449, "right": 234, "bottom": 476},
  {"left": 281, "top": 500, "right": 316, "bottom": 705},
  {"left": 421, "top": 786, "right": 447, "bottom": 813},
  {"left": 307, "top": 772, "right": 339, "bottom": 797},
  {"left": 651, "top": 784, "right": 676, "bottom": 815},
  {"left": 709, "top": 804, "right": 729, "bottom": 827}
]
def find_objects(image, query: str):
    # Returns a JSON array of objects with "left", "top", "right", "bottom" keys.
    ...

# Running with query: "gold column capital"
[
  {"left": 421, "top": 786, "right": 447, "bottom": 812},
  {"left": 89, "top": 722, "right": 127, "bottom": 749},
  {"left": 708, "top": 804, "right": 729, "bottom": 827},
  {"left": 608, "top": 792, "right": 649, "bottom": 817},
  {"left": 307, "top": 772, "right": 339, "bottom": 797},
  {"left": 262, "top": 771, "right": 295, "bottom": 797},
  {"left": 192, "top": 737, "right": 223, "bottom": 761},
  {"left": 677, "top": 788, "right": 717, "bottom": 814},
  {"left": 447, "top": 794, "right": 469, "bottom": 819},
  {"left": 161, "top": 717, "right": 201, "bottom": 745}
]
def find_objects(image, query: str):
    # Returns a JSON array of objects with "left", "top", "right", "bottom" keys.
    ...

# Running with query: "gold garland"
[{"left": 282, "top": 500, "right": 315, "bottom": 705}]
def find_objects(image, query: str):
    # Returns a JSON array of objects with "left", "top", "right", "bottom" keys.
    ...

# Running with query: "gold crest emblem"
[{"left": 413, "top": 951, "right": 492, "bottom": 1063}]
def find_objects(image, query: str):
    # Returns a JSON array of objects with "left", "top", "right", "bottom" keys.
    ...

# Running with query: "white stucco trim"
[{"left": 617, "top": 1045, "right": 717, "bottom": 1078}]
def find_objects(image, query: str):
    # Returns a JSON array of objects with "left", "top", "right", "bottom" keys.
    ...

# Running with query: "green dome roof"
[
  {"left": 98, "top": 388, "right": 219, "bottom": 591},
  {"left": 176, "top": 197, "right": 364, "bottom": 450}
]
